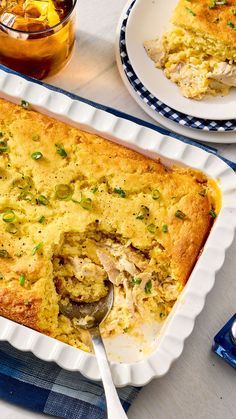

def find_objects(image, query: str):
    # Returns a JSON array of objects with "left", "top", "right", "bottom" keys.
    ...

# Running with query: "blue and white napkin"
[{"left": 0, "top": 341, "right": 140, "bottom": 418}]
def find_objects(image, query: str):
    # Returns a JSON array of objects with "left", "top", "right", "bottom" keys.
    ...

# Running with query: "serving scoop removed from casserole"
[{"left": 0, "top": 98, "right": 220, "bottom": 352}]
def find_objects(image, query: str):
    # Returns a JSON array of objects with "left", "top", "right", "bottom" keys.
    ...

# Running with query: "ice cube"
[
  {"left": 0, "top": 12, "right": 16, "bottom": 27},
  {"left": 12, "top": 15, "right": 48, "bottom": 31},
  {"left": 23, "top": 0, "right": 49, "bottom": 18}
]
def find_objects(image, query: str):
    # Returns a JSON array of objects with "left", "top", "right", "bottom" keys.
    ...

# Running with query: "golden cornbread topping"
[
  {"left": 144, "top": 0, "right": 236, "bottom": 99},
  {"left": 0, "top": 98, "right": 220, "bottom": 352}
]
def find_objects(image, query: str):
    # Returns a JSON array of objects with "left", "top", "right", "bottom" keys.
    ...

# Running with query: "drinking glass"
[{"left": 0, "top": 0, "right": 77, "bottom": 79}]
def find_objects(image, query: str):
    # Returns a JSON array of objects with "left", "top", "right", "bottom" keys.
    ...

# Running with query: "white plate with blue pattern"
[
  {"left": 125, "top": 0, "right": 236, "bottom": 124},
  {"left": 116, "top": 0, "right": 236, "bottom": 143}
]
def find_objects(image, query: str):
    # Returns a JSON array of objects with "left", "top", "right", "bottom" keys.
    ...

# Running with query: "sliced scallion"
[
  {"left": 6, "top": 223, "right": 18, "bottom": 234},
  {"left": 136, "top": 205, "right": 149, "bottom": 220},
  {"left": 91, "top": 186, "right": 98, "bottom": 194},
  {"left": 2, "top": 210, "right": 16, "bottom": 223},
  {"left": 0, "top": 249, "right": 10, "bottom": 258},
  {"left": 19, "top": 273, "right": 25, "bottom": 286},
  {"left": 55, "top": 144, "right": 67, "bottom": 158},
  {"left": 175, "top": 210, "right": 187, "bottom": 220},
  {"left": 32, "top": 242, "right": 44, "bottom": 255},
  {"left": 145, "top": 280, "right": 152, "bottom": 294},
  {"left": 209, "top": 209, "right": 217, "bottom": 218},
  {"left": 147, "top": 223, "right": 157, "bottom": 234},
  {"left": 31, "top": 151, "right": 43, "bottom": 160},
  {"left": 21, "top": 100, "right": 29, "bottom": 109},
  {"left": 38, "top": 216, "right": 46, "bottom": 224},
  {"left": 131, "top": 277, "right": 142, "bottom": 286},
  {"left": 113, "top": 187, "right": 126, "bottom": 198},
  {"left": 79, "top": 197, "right": 92, "bottom": 210},
  {"left": 32, "top": 134, "right": 40, "bottom": 142},
  {"left": 0, "top": 140, "right": 9, "bottom": 154},
  {"left": 55, "top": 184, "right": 73, "bottom": 200},
  {"left": 19, "top": 191, "right": 34, "bottom": 202},
  {"left": 152, "top": 189, "right": 160, "bottom": 200},
  {"left": 36, "top": 195, "right": 49, "bottom": 206},
  {"left": 162, "top": 224, "right": 168, "bottom": 233}
]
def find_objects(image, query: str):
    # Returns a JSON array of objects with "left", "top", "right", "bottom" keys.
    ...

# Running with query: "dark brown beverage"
[{"left": 0, "top": 0, "right": 77, "bottom": 79}]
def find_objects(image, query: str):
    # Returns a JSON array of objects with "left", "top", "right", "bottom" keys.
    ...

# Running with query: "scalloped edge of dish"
[{"left": 0, "top": 68, "right": 236, "bottom": 387}]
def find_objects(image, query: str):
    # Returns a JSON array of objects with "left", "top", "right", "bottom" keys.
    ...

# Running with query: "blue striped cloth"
[{"left": 0, "top": 341, "right": 140, "bottom": 418}]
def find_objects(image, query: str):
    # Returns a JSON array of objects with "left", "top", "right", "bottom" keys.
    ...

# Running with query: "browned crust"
[
  {"left": 0, "top": 98, "right": 219, "bottom": 332},
  {"left": 172, "top": 0, "right": 236, "bottom": 46},
  {"left": 0, "top": 287, "right": 44, "bottom": 332}
]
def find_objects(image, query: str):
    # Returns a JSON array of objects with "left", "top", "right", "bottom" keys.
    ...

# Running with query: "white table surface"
[{"left": 1, "top": 1, "right": 236, "bottom": 418}]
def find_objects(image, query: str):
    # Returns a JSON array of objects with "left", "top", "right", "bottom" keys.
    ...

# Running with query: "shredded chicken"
[
  {"left": 96, "top": 249, "right": 122, "bottom": 285},
  {"left": 211, "top": 62, "right": 236, "bottom": 87},
  {"left": 69, "top": 256, "right": 105, "bottom": 281}
]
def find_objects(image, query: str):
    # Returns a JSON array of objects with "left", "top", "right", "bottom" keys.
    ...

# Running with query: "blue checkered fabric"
[
  {"left": 120, "top": 1, "right": 236, "bottom": 132},
  {"left": 0, "top": 342, "right": 140, "bottom": 418}
]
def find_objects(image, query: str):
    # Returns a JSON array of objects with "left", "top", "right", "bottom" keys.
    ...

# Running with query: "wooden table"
[{"left": 1, "top": 1, "right": 236, "bottom": 417}]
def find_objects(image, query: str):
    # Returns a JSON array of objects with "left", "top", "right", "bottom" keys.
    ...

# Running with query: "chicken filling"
[
  {"left": 144, "top": 28, "right": 236, "bottom": 99},
  {"left": 53, "top": 231, "right": 182, "bottom": 338}
]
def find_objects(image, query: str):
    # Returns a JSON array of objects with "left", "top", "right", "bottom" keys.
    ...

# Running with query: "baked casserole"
[
  {"left": 144, "top": 0, "right": 236, "bottom": 99},
  {"left": 0, "top": 98, "right": 220, "bottom": 352}
]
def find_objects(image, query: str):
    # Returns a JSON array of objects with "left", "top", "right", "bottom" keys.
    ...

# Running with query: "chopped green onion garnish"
[
  {"left": 55, "top": 184, "right": 73, "bottom": 200},
  {"left": 162, "top": 224, "right": 168, "bottom": 233},
  {"left": 175, "top": 210, "right": 187, "bottom": 220},
  {"left": 19, "top": 273, "right": 25, "bottom": 286},
  {"left": 0, "top": 249, "right": 10, "bottom": 258},
  {"left": 31, "top": 151, "right": 43, "bottom": 160},
  {"left": 0, "top": 140, "right": 9, "bottom": 154},
  {"left": 36, "top": 195, "right": 49, "bottom": 206},
  {"left": 2, "top": 210, "right": 16, "bottom": 223},
  {"left": 55, "top": 144, "right": 67, "bottom": 158},
  {"left": 232, "top": 8, "right": 236, "bottom": 14},
  {"left": 38, "top": 216, "right": 46, "bottom": 224},
  {"left": 19, "top": 191, "right": 34, "bottom": 201},
  {"left": 147, "top": 223, "right": 157, "bottom": 234},
  {"left": 6, "top": 223, "right": 18, "bottom": 234},
  {"left": 145, "top": 280, "right": 152, "bottom": 294},
  {"left": 32, "top": 242, "right": 44, "bottom": 255},
  {"left": 227, "top": 21, "right": 236, "bottom": 30},
  {"left": 32, "top": 134, "right": 40, "bottom": 142},
  {"left": 209, "top": 209, "right": 217, "bottom": 218},
  {"left": 91, "top": 186, "right": 98, "bottom": 194},
  {"left": 136, "top": 205, "right": 149, "bottom": 220},
  {"left": 79, "top": 197, "right": 92, "bottom": 210},
  {"left": 131, "top": 277, "right": 142, "bottom": 286},
  {"left": 21, "top": 100, "right": 29, "bottom": 109},
  {"left": 152, "top": 189, "right": 160, "bottom": 200},
  {"left": 113, "top": 187, "right": 126, "bottom": 198},
  {"left": 209, "top": 0, "right": 227, "bottom": 6},
  {"left": 185, "top": 6, "right": 196, "bottom": 15}
]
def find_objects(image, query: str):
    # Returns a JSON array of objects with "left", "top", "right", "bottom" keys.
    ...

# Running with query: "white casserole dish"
[{"left": 0, "top": 66, "right": 236, "bottom": 387}]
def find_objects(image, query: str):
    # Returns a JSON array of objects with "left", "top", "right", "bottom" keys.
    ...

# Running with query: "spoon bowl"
[{"left": 59, "top": 280, "right": 128, "bottom": 419}]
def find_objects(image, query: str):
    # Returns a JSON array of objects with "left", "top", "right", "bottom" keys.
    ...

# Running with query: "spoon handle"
[{"left": 92, "top": 334, "right": 128, "bottom": 419}]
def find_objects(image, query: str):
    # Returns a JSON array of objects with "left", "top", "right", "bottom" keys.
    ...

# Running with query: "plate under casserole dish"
[{"left": 0, "top": 66, "right": 236, "bottom": 387}]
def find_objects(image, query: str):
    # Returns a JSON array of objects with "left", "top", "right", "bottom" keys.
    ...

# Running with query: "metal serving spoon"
[{"left": 59, "top": 282, "right": 128, "bottom": 419}]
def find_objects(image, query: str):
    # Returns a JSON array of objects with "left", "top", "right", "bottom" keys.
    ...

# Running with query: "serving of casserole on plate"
[
  {"left": 126, "top": 0, "right": 236, "bottom": 121},
  {"left": 0, "top": 67, "right": 235, "bottom": 386},
  {"left": 144, "top": 0, "right": 236, "bottom": 100}
]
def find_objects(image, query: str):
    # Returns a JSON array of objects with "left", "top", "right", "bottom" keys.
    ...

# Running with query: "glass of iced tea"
[{"left": 0, "top": 0, "right": 77, "bottom": 79}]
